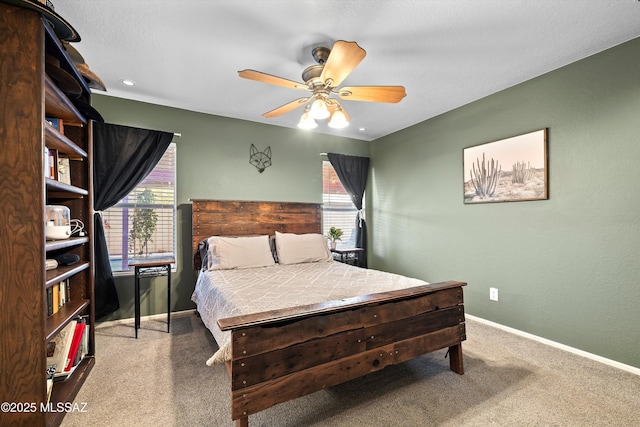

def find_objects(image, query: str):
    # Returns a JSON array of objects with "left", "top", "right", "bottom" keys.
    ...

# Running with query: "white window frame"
[
  {"left": 102, "top": 143, "right": 177, "bottom": 274},
  {"left": 322, "top": 160, "right": 360, "bottom": 249}
]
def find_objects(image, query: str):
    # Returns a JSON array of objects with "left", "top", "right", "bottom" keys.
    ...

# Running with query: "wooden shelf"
[
  {"left": 45, "top": 177, "right": 89, "bottom": 197},
  {"left": 45, "top": 122, "right": 87, "bottom": 158},
  {"left": 46, "top": 357, "right": 95, "bottom": 427},
  {"left": 46, "top": 262, "right": 90, "bottom": 288},
  {"left": 44, "top": 74, "right": 86, "bottom": 126},
  {"left": 1, "top": 5, "right": 95, "bottom": 426},
  {"left": 45, "top": 236, "right": 90, "bottom": 252},
  {"left": 45, "top": 299, "right": 90, "bottom": 341}
]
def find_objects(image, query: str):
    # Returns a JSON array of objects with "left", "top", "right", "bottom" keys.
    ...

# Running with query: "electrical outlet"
[{"left": 489, "top": 287, "right": 499, "bottom": 301}]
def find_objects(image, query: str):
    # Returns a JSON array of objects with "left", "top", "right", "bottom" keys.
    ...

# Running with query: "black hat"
[
  {"left": 72, "top": 94, "right": 104, "bottom": 123},
  {"left": 1, "top": 0, "right": 80, "bottom": 42},
  {"left": 46, "top": 54, "right": 82, "bottom": 96}
]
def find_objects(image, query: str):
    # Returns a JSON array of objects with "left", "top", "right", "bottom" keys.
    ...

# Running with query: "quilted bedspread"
[{"left": 191, "top": 260, "right": 429, "bottom": 365}]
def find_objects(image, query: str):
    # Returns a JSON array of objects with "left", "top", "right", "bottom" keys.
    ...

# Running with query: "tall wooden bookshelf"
[{"left": 0, "top": 4, "right": 96, "bottom": 426}]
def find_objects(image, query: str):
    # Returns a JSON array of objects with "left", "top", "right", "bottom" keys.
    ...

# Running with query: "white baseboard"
[
  {"left": 96, "top": 309, "right": 195, "bottom": 329},
  {"left": 466, "top": 314, "right": 640, "bottom": 376},
  {"left": 97, "top": 310, "right": 639, "bottom": 375}
]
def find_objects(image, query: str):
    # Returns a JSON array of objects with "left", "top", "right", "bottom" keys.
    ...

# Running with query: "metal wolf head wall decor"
[{"left": 249, "top": 144, "right": 272, "bottom": 173}]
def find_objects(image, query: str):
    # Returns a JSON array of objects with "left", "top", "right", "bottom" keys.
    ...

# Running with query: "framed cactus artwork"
[{"left": 463, "top": 128, "right": 548, "bottom": 204}]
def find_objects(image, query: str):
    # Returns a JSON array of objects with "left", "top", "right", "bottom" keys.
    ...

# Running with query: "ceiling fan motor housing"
[
  {"left": 301, "top": 64, "right": 324, "bottom": 84},
  {"left": 312, "top": 46, "right": 331, "bottom": 64}
]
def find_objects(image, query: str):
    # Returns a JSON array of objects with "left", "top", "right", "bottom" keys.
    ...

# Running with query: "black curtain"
[
  {"left": 93, "top": 122, "right": 173, "bottom": 319},
  {"left": 327, "top": 153, "right": 370, "bottom": 268}
]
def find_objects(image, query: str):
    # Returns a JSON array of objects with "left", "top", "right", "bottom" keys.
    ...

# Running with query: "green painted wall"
[
  {"left": 369, "top": 37, "right": 640, "bottom": 368},
  {"left": 92, "top": 37, "right": 639, "bottom": 369},
  {"left": 91, "top": 95, "right": 369, "bottom": 322}
]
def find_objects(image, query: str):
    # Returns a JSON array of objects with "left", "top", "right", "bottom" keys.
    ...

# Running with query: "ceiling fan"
[{"left": 238, "top": 40, "right": 406, "bottom": 129}]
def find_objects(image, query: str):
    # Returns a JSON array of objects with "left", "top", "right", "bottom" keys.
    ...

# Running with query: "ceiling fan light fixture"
[
  {"left": 309, "top": 98, "right": 330, "bottom": 120},
  {"left": 239, "top": 40, "right": 406, "bottom": 129},
  {"left": 297, "top": 108, "right": 318, "bottom": 129},
  {"left": 328, "top": 109, "right": 349, "bottom": 129}
]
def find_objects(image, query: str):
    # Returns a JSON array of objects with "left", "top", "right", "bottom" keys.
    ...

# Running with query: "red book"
[{"left": 64, "top": 323, "right": 86, "bottom": 372}]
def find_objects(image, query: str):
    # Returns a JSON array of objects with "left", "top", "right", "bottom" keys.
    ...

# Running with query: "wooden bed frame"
[{"left": 192, "top": 200, "right": 467, "bottom": 427}]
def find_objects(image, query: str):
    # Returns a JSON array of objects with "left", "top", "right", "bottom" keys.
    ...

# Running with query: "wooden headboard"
[{"left": 191, "top": 200, "right": 322, "bottom": 268}]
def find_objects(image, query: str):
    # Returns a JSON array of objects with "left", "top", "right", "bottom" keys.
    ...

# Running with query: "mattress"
[{"left": 191, "top": 260, "right": 429, "bottom": 365}]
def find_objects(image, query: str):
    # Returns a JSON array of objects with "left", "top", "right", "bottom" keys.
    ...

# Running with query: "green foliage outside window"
[{"left": 129, "top": 188, "right": 158, "bottom": 256}]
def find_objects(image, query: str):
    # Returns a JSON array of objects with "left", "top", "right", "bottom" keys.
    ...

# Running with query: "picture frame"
[
  {"left": 463, "top": 128, "right": 548, "bottom": 204},
  {"left": 57, "top": 156, "right": 71, "bottom": 185}
]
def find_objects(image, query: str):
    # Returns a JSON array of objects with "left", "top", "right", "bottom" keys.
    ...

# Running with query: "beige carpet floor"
[{"left": 61, "top": 312, "right": 640, "bottom": 427}]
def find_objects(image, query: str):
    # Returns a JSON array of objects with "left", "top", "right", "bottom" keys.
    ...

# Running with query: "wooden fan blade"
[
  {"left": 262, "top": 97, "right": 311, "bottom": 118},
  {"left": 320, "top": 40, "right": 366, "bottom": 87},
  {"left": 338, "top": 86, "right": 407, "bottom": 103},
  {"left": 238, "top": 69, "right": 308, "bottom": 90}
]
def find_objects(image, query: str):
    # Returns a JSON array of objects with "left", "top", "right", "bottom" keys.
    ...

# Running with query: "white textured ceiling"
[{"left": 53, "top": 0, "right": 640, "bottom": 141}]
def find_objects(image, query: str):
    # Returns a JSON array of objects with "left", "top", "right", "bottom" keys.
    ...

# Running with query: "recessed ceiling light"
[
  {"left": 121, "top": 79, "right": 136, "bottom": 86},
  {"left": 359, "top": 127, "right": 366, "bottom": 131}
]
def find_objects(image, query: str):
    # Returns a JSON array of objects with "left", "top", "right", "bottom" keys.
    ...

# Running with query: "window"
[
  {"left": 102, "top": 143, "right": 176, "bottom": 273},
  {"left": 322, "top": 161, "right": 359, "bottom": 248}
]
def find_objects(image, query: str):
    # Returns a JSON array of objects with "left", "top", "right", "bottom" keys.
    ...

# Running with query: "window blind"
[{"left": 322, "top": 161, "right": 359, "bottom": 248}]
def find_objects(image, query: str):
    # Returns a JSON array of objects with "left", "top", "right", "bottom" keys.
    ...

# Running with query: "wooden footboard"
[
  {"left": 218, "top": 280, "right": 467, "bottom": 425},
  {"left": 191, "top": 200, "right": 466, "bottom": 426}
]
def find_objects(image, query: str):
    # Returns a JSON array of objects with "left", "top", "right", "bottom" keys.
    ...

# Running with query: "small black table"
[
  {"left": 330, "top": 248, "right": 365, "bottom": 266},
  {"left": 130, "top": 257, "right": 175, "bottom": 339}
]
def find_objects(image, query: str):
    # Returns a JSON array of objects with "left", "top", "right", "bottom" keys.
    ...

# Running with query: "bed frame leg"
[
  {"left": 448, "top": 343, "right": 464, "bottom": 375},
  {"left": 235, "top": 416, "right": 248, "bottom": 427}
]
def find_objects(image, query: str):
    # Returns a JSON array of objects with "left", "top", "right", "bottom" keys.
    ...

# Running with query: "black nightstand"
[
  {"left": 331, "top": 248, "right": 365, "bottom": 266},
  {"left": 129, "top": 257, "right": 175, "bottom": 338}
]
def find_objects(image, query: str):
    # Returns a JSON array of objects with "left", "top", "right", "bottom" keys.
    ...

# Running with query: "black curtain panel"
[
  {"left": 93, "top": 122, "right": 173, "bottom": 319},
  {"left": 327, "top": 153, "right": 370, "bottom": 268}
]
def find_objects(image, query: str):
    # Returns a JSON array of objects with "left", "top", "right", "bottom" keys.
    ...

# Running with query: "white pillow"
[
  {"left": 207, "top": 235, "right": 275, "bottom": 270},
  {"left": 275, "top": 231, "right": 333, "bottom": 265},
  {"left": 206, "top": 236, "right": 219, "bottom": 270}
]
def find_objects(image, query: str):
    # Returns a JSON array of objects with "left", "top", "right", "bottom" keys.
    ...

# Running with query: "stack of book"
[
  {"left": 45, "top": 317, "right": 90, "bottom": 384},
  {"left": 46, "top": 117, "right": 64, "bottom": 132},
  {"left": 45, "top": 117, "right": 71, "bottom": 184},
  {"left": 46, "top": 279, "right": 70, "bottom": 316}
]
